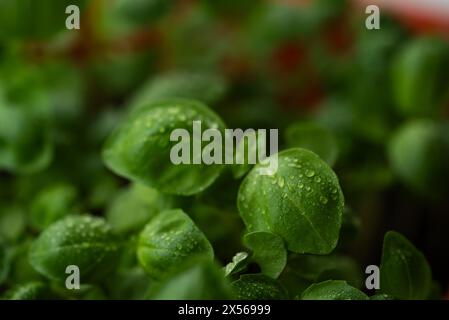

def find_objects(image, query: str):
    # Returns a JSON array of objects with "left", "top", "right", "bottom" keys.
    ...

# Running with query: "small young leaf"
[
  {"left": 106, "top": 183, "right": 173, "bottom": 234},
  {"left": 243, "top": 231, "right": 287, "bottom": 278},
  {"left": 137, "top": 209, "right": 213, "bottom": 280},
  {"left": 231, "top": 274, "right": 288, "bottom": 300},
  {"left": 148, "top": 257, "right": 234, "bottom": 300},
  {"left": 30, "top": 183, "right": 78, "bottom": 230},
  {"left": 0, "top": 94, "right": 52, "bottom": 174},
  {"left": 301, "top": 280, "right": 368, "bottom": 300},
  {"left": 130, "top": 72, "right": 227, "bottom": 111},
  {"left": 285, "top": 122, "right": 338, "bottom": 166},
  {"left": 392, "top": 37, "right": 449, "bottom": 117},
  {"left": 103, "top": 99, "right": 226, "bottom": 195},
  {"left": 388, "top": 120, "right": 449, "bottom": 199},
  {"left": 238, "top": 148, "right": 344, "bottom": 254},
  {"left": 224, "top": 252, "right": 250, "bottom": 277},
  {"left": 380, "top": 231, "right": 432, "bottom": 300},
  {"left": 29, "top": 216, "right": 121, "bottom": 282},
  {"left": 0, "top": 206, "right": 26, "bottom": 242}
]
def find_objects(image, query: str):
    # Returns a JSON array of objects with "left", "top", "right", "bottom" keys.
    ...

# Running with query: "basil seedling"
[
  {"left": 238, "top": 148, "right": 344, "bottom": 254},
  {"left": 29, "top": 216, "right": 121, "bottom": 282},
  {"left": 137, "top": 209, "right": 214, "bottom": 280},
  {"left": 232, "top": 274, "right": 288, "bottom": 300},
  {"left": 380, "top": 231, "right": 432, "bottom": 300},
  {"left": 301, "top": 280, "right": 368, "bottom": 300},
  {"left": 103, "top": 99, "right": 226, "bottom": 195}
]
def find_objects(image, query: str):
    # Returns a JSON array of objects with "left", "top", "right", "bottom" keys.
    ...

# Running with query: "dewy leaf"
[
  {"left": 106, "top": 183, "right": 173, "bottom": 234},
  {"left": 301, "top": 280, "right": 368, "bottom": 300},
  {"left": 137, "top": 209, "right": 214, "bottom": 280},
  {"left": 224, "top": 252, "right": 250, "bottom": 277},
  {"left": 285, "top": 122, "right": 338, "bottom": 166},
  {"left": 243, "top": 231, "right": 287, "bottom": 279},
  {"left": 102, "top": 99, "right": 226, "bottom": 195},
  {"left": 380, "top": 231, "right": 432, "bottom": 300},
  {"left": 232, "top": 274, "right": 288, "bottom": 300},
  {"left": 130, "top": 72, "right": 227, "bottom": 111},
  {"left": 238, "top": 148, "right": 344, "bottom": 254},
  {"left": 148, "top": 257, "right": 234, "bottom": 300},
  {"left": 28, "top": 216, "right": 121, "bottom": 282}
]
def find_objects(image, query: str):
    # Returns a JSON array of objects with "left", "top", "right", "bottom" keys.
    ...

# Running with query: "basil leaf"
[
  {"left": 30, "top": 183, "right": 78, "bottom": 230},
  {"left": 238, "top": 148, "right": 344, "bottom": 254},
  {"left": 106, "top": 183, "right": 173, "bottom": 234},
  {"left": 301, "top": 280, "right": 368, "bottom": 300},
  {"left": 232, "top": 274, "right": 288, "bottom": 300},
  {"left": 285, "top": 122, "right": 338, "bottom": 166},
  {"left": 137, "top": 209, "right": 213, "bottom": 280},
  {"left": 278, "top": 254, "right": 362, "bottom": 298},
  {"left": 388, "top": 120, "right": 449, "bottom": 199},
  {"left": 380, "top": 231, "right": 432, "bottom": 300},
  {"left": 29, "top": 216, "right": 121, "bottom": 282},
  {"left": 0, "top": 206, "right": 26, "bottom": 242},
  {"left": 0, "top": 91, "right": 52, "bottom": 174},
  {"left": 243, "top": 231, "right": 287, "bottom": 279},
  {"left": 130, "top": 72, "right": 227, "bottom": 111},
  {"left": 224, "top": 252, "right": 250, "bottom": 277},
  {"left": 103, "top": 99, "right": 226, "bottom": 195},
  {"left": 392, "top": 37, "right": 449, "bottom": 117},
  {"left": 149, "top": 257, "right": 234, "bottom": 300}
]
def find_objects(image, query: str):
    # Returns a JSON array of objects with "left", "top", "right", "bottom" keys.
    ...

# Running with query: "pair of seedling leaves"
[{"left": 20, "top": 99, "right": 433, "bottom": 299}]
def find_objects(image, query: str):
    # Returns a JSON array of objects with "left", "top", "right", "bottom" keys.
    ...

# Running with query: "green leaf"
[
  {"left": 380, "top": 231, "right": 432, "bottom": 300},
  {"left": 224, "top": 252, "right": 250, "bottom": 277},
  {"left": 106, "top": 183, "right": 173, "bottom": 234},
  {"left": 137, "top": 209, "right": 214, "bottom": 280},
  {"left": 0, "top": 206, "right": 26, "bottom": 242},
  {"left": 238, "top": 148, "right": 344, "bottom": 254},
  {"left": 388, "top": 120, "right": 449, "bottom": 199},
  {"left": 30, "top": 183, "right": 78, "bottom": 230},
  {"left": 148, "top": 257, "right": 234, "bottom": 300},
  {"left": 301, "top": 280, "right": 368, "bottom": 300},
  {"left": 232, "top": 274, "right": 288, "bottom": 300},
  {"left": 0, "top": 88, "right": 52, "bottom": 174},
  {"left": 285, "top": 122, "right": 338, "bottom": 166},
  {"left": 130, "top": 72, "right": 227, "bottom": 111},
  {"left": 243, "top": 231, "right": 287, "bottom": 278},
  {"left": 29, "top": 216, "right": 121, "bottom": 282},
  {"left": 278, "top": 254, "right": 362, "bottom": 298},
  {"left": 392, "top": 37, "right": 449, "bottom": 117},
  {"left": 103, "top": 99, "right": 226, "bottom": 195},
  {"left": 5, "top": 282, "right": 50, "bottom": 300}
]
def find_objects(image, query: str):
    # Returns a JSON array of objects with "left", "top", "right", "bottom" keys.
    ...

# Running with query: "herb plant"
[{"left": 0, "top": 0, "right": 448, "bottom": 301}]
